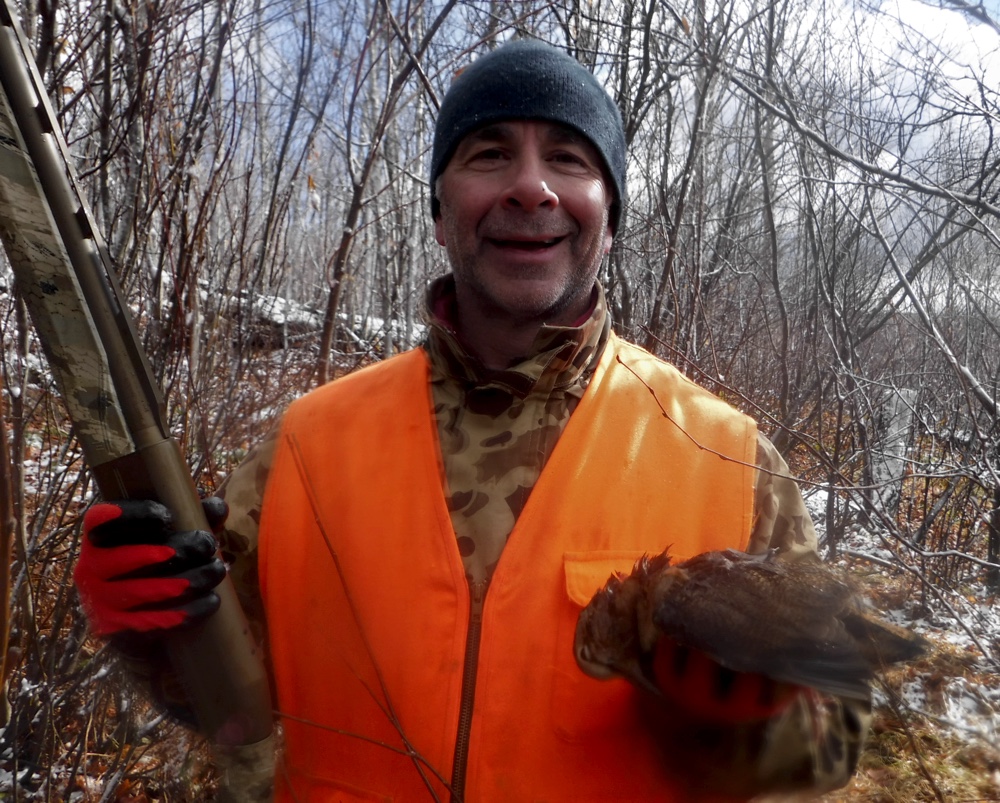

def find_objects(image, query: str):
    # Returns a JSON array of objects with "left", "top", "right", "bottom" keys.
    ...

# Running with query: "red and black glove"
[
  {"left": 74, "top": 498, "right": 228, "bottom": 636},
  {"left": 651, "top": 637, "right": 803, "bottom": 723}
]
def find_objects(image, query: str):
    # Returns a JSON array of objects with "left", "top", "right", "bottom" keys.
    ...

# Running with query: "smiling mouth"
[{"left": 489, "top": 236, "right": 565, "bottom": 250}]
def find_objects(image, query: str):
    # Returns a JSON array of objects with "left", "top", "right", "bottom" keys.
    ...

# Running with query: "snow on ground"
[
  {"left": 803, "top": 486, "right": 1000, "bottom": 756},
  {"left": 941, "top": 676, "right": 1000, "bottom": 739}
]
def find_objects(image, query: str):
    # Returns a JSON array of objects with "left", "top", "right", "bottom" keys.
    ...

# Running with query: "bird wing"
[{"left": 649, "top": 550, "right": 875, "bottom": 698}]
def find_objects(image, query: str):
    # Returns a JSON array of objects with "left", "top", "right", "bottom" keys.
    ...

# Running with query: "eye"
[
  {"left": 470, "top": 147, "right": 506, "bottom": 162},
  {"left": 552, "top": 151, "right": 585, "bottom": 165},
  {"left": 549, "top": 149, "right": 602, "bottom": 177}
]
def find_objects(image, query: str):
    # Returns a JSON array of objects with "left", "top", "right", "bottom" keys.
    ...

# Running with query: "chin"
[
  {"left": 459, "top": 265, "right": 594, "bottom": 326},
  {"left": 497, "top": 292, "right": 575, "bottom": 324}
]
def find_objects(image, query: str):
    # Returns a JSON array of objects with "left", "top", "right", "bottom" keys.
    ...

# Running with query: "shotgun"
[{"left": 0, "top": 3, "right": 275, "bottom": 799}]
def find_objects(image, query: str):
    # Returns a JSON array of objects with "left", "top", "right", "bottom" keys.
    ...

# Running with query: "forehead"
[{"left": 457, "top": 120, "right": 597, "bottom": 152}]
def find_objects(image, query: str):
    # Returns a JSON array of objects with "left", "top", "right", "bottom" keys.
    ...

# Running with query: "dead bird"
[{"left": 575, "top": 547, "right": 927, "bottom": 703}]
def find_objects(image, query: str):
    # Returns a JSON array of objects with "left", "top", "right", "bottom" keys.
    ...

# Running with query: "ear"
[
  {"left": 435, "top": 215, "right": 447, "bottom": 247},
  {"left": 602, "top": 224, "right": 613, "bottom": 255}
]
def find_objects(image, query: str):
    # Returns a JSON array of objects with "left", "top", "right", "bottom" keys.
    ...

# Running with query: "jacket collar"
[{"left": 423, "top": 274, "right": 610, "bottom": 398}]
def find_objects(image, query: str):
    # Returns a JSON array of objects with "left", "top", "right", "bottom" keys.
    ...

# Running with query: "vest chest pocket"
[{"left": 550, "top": 551, "right": 657, "bottom": 742}]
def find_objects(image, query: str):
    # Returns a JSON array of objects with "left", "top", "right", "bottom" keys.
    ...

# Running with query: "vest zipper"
[{"left": 450, "top": 578, "right": 488, "bottom": 803}]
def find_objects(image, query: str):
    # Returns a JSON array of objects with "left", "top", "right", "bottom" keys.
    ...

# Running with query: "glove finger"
[
  {"left": 103, "top": 558, "right": 225, "bottom": 609},
  {"left": 90, "top": 606, "right": 189, "bottom": 636},
  {"left": 170, "top": 557, "right": 226, "bottom": 598},
  {"left": 84, "top": 500, "right": 172, "bottom": 547},
  {"left": 86, "top": 575, "right": 192, "bottom": 612},
  {"left": 89, "top": 593, "right": 221, "bottom": 636},
  {"left": 172, "top": 591, "right": 222, "bottom": 627},
  {"left": 77, "top": 558, "right": 225, "bottom": 635},
  {"left": 76, "top": 542, "right": 178, "bottom": 582},
  {"left": 201, "top": 497, "right": 229, "bottom": 534},
  {"left": 113, "top": 530, "right": 219, "bottom": 580}
]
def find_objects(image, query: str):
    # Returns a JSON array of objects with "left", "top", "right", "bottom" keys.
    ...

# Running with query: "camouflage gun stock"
[{"left": 0, "top": 3, "right": 274, "bottom": 799}]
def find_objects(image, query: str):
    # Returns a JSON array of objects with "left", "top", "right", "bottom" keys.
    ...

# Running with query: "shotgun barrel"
[{"left": 0, "top": 3, "right": 274, "bottom": 799}]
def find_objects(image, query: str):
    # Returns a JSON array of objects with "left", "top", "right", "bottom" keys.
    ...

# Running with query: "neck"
[
  {"left": 455, "top": 312, "right": 543, "bottom": 370},
  {"left": 426, "top": 275, "right": 599, "bottom": 370},
  {"left": 454, "top": 292, "right": 598, "bottom": 371}
]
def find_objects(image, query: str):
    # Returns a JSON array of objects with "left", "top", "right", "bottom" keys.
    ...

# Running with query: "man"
[{"left": 74, "top": 39, "right": 868, "bottom": 801}]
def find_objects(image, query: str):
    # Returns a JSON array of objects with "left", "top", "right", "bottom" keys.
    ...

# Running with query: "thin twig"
[
  {"left": 876, "top": 678, "right": 947, "bottom": 803},
  {"left": 286, "top": 433, "right": 449, "bottom": 801}
]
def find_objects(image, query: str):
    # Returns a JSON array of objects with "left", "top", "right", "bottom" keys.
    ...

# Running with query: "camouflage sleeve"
[
  {"left": 747, "top": 432, "right": 818, "bottom": 558},
  {"left": 215, "top": 426, "right": 278, "bottom": 653},
  {"left": 656, "top": 687, "right": 872, "bottom": 799}
]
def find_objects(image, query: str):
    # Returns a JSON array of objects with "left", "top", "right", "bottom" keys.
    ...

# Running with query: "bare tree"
[{"left": 3, "top": 0, "right": 1000, "bottom": 796}]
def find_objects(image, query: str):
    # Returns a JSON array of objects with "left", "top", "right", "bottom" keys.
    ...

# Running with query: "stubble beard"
[
  {"left": 452, "top": 251, "right": 599, "bottom": 328},
  {"left": 446, "top": 213, "right": 609, "bottom": 327}
]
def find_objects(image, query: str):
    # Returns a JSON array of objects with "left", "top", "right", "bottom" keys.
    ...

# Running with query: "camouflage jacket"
[
  {"left": 136, "top": 275, "right": 868, "bottom": 797},
  {"left": 220, "top": 278, "right": 819, "bottom": 592}
]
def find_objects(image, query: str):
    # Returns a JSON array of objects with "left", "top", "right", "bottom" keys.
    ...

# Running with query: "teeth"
[{"left": 489, "top": 236, "right": 562, "bottom": 249}]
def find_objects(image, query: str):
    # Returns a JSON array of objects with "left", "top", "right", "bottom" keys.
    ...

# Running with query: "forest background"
[{"left": 1, "top": 0, "right": 999, "bottom": 799}]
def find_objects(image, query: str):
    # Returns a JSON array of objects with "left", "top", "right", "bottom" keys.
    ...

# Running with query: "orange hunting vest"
[{"left": 259, "top": 333, "right": 757, "bottom": 802}]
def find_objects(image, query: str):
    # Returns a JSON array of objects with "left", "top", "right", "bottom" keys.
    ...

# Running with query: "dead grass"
[
  {"left": 818, "top": 566, "right": 1000, "bottom": 802},
  {"left": 821, "top": 712, "right": 1000, "bottom": 802}
]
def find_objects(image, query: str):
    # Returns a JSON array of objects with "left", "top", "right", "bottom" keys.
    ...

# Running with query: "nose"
[{"left": 502, "top": 155, "right": 559, "bottom": 212}]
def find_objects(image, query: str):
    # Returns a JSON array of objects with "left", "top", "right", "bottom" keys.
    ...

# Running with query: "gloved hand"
[
  {"left": 650, "top": 637, "right": 801, "bottom": 722},
  {"left": 74, "top": 498, "right": 228, "bottom": 636}
]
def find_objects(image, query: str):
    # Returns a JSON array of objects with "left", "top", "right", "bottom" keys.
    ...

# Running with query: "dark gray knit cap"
[{"left": 431, "top": 39, "right": 626, "bottom": 233}]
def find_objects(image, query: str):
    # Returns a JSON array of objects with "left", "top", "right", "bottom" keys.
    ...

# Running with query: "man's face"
[{"left": 434, "top": 120, "right": 613, "bottom": 328}]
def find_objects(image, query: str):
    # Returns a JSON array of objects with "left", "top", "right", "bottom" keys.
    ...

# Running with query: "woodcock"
[{"left": 575, "top": 548, "right": 928, "bottom": 703}]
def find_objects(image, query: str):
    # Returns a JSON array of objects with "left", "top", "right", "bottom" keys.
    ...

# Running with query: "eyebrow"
[
  {"left": 464, "top": 121, "right": 587, "bottom": 147},
  {"left": 462, "top": 123, "right": 515, "bottom": 145},
  {"left": 543, "top": 125, "right": 587, "bottom": 147}
]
